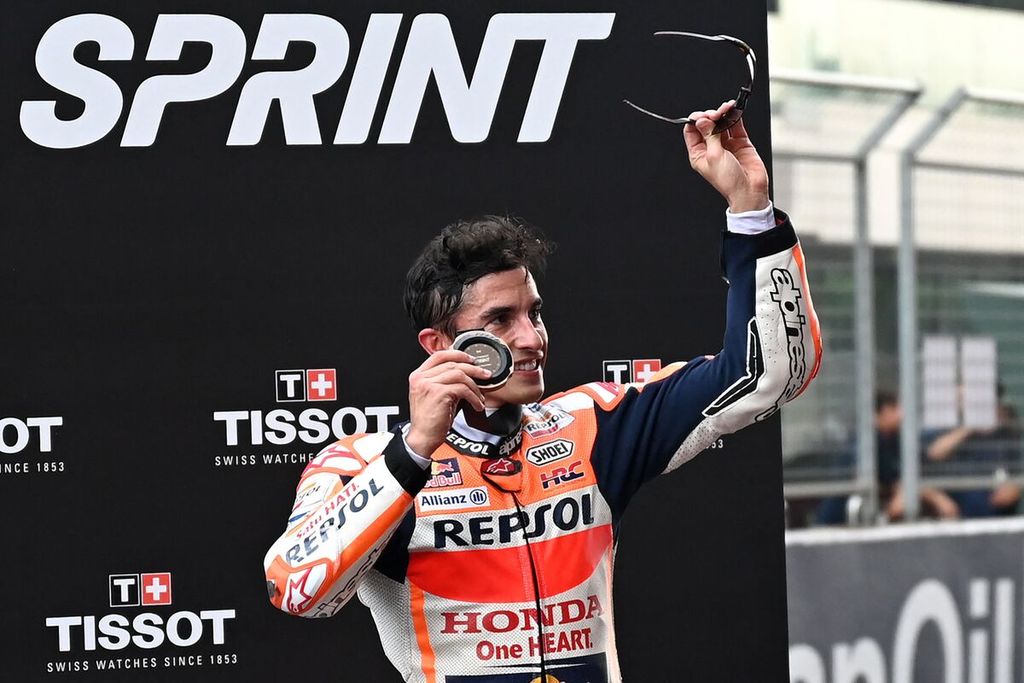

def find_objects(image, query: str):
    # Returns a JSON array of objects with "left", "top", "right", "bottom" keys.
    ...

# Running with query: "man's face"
[
  {"left": 448, "top": 267, "right": 547, "bottom": 408},
  {"left": 876, "top": 403, "right": 902, "bottom": 435}
]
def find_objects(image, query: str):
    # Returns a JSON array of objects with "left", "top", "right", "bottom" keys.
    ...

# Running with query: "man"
[
  {"left": 818, "top": 391, "right": 958, "bottom": 523},
  {"left": 264, "top": 101, "right": 821, "bottom": 682},
  {"left": 923, "top": 384, "right": 1021, "bottom": 517}
]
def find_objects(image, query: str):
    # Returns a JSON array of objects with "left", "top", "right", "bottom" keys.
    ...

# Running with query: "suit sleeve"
[
  {"left": 262, "top": 430, "right": 429, "bottom": 617},
  {"left": 587, "top": 211, "right": 822, "bottom": 519}
]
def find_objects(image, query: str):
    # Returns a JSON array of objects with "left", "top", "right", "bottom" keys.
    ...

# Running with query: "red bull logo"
[{"left": 425, "top": 458, "right": 463, "bottom": 489}]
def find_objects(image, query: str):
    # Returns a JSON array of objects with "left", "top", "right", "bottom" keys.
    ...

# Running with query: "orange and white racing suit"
[{"left": 264, "top": 209, "right": 821, "bottom": 682}]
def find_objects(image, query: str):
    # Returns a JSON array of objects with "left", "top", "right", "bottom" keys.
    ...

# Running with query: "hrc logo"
[{"left": 539, "top": 460, "right": 584, "bottom": 489}]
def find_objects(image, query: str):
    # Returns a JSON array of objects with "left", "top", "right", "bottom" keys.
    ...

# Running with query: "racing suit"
[{"left": 264, "top": 207, "right": 821, "bottom": 682}]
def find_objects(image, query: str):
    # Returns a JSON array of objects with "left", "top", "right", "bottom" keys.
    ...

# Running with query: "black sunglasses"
[{"left": 624, "top": 32, "right": 757, "bottom": 134}]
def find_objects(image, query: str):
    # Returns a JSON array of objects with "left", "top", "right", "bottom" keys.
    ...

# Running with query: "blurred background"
[
  {"left": 769, "top": 1, "right": 1024, "bottom": 679},
  {"left": 768, "top": 0, "right": 1024, "bottom": 527}
]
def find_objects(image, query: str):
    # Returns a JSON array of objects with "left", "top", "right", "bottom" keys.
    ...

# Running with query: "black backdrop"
[{"left": 3, "top": 1, "right": 789, "bottom": 681}]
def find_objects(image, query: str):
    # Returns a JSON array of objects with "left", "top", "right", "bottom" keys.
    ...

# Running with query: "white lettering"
[
  {"left": 0, "top": 418, "right": 30, "bottom": 454},
  {"left": 334, "top": 14, "right": 402, "bottom": 144},
  {"left": 832, "top": 638, "right": 886, "bottom": 683},
  {"left": 213, "top": 411, "right": 247, "bottom": 447},
  {"left": 994, "top": 579, "right": 1013, "bottom": 683},
  {"left": 122, "top": 15, "right": 246, "bottom": 146},
  {"left": 0, "top": 417, "right": 63, "bottom": 454},
  {"left": 23, "top": 12, "right": 614, "bottom": 147},
  {"left": 46, "top": 616, "right": 82, "bottom": 653},
  {"left": 380, "top": 13, "right": 612, "bottom": 144},
  {"left": 892, "top": 580, "right": 962, "bottom": 683},
  {"left": 200, "top": 609, "right": 235, "bottom": 645},
  {"left": 228, "top": 14, "right": 349, "bottom": 145},
  {"left": 21, "top": 14, "right": 133, "bottom": 148},
  {"left": 364, "top": 405, "right": 400, "bottom": 432},
  {"left": 166, "top": 612, "right": 203, "bottom": 647},
  {"left": 97, "top": 615, "right": 131, "bottom": 650},
  {"left": 265, "top": 409, "right": 298, "bottom": 445}
]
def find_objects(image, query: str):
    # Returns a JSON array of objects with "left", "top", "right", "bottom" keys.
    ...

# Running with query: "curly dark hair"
[{"left": 403, "top": 215, "right": 555, "bottom": 336}]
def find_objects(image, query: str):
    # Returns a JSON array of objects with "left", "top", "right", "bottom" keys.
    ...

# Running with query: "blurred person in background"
[
  {"left": 817, "top": 391, "right": 958, "bottom": 524},
  {"left": 924, "top": 384, "right": 1022, "bottom": 518}
]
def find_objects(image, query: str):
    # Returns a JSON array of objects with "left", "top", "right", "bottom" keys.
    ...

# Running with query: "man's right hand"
[{"left": 406, "top": 350, "right": 491, "bottom": 457}]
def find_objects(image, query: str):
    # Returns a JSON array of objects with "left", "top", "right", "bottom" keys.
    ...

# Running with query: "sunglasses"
[{"left": 624, "top": 32, "right": 757, "bottom": 134}]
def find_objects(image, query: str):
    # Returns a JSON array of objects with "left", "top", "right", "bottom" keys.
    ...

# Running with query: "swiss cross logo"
[
  {"left": 276, "top": 369, "right": 338, "bottom": 402},
  {"left": 108, "top": 572, "right": 172, "bottom": 607},
  {"left": 306, "top": 369, "right": 337, "bottom": 401},
  {"left": 602, "top": 358, "right": 662, "bottom": 384},
  {"left": 141, "top": 572, "right": 173, "bottom": 605},
  {"left": 632, "top": 359, "right": 662, "bottom": 384}
]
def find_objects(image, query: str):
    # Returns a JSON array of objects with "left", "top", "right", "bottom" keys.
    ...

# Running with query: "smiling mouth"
[{"left": 514, "top": 359, "right": 540, "bottom": 372}]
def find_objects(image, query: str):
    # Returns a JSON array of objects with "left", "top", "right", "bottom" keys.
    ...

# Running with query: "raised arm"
[{"left": 572, "top": 103, "right": 822, "bottom": 518}]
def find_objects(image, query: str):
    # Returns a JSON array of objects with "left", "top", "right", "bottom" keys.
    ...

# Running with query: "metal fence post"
[
  {"left": 773, "top": 70, "right": 919, "bottom": 521},
  {"left": 898, "top": 88, "right": 968, "bottom": 520}
]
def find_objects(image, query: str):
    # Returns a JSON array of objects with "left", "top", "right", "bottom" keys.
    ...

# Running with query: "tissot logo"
[
  {"left": 109, "top": 573, "right": 173, "bottom": 607},
  {"left": 601, "top": 358, "right": 662, "bottom": 384},
  {"left": 276, "top": 369, "right": 337, "bottom": 402},
  {"left": 213, "top": 367, "right": 399, "bottom": 455},
  {"left": 0, "top": 416, "right": 61, "bottom": 454},
  {"left": 20, "top": 12, "right": 615, "bottom": 149},
  {"left": 45, "top": 572, "right": 236, "bottom": 656}
]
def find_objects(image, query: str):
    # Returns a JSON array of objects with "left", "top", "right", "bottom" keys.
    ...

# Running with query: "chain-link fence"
[
  {"left": 775, "top": 75, "right": 1024, "bottom": 526},
  {"left": 771, "top": 71, "right": 920, "bottom": 526},
  {"left": 899, "top": 89, "right": 1024, "bottom": 520}
]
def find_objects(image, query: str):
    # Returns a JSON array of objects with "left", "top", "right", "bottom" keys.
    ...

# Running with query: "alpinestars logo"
[
  {"left": 21, "top": 12, "right": 615, "bottom": 149},
  {"left": 44, "top": 571, "right": 237, "bottom": 674},
  {"left": 213, "top": 368, "right": 399, "bottom": 468}
]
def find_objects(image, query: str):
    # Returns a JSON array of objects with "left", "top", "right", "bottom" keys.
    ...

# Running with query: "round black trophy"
[{"left": 451, "top": 330, "right": 513, "bottom": 390}]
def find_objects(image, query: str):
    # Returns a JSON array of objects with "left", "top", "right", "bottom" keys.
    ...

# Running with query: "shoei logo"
[
  {"left": 601, "top": 358, "right": 661, "bottom": 384},
  {"left": 276, "top": 369, "right": 337, "bottom": 402},
  {"left": 20, "top": 12, "right": 615, "bottom": 149},
  {"left": 45, "top": 572, "right": 236, "bottom": 654},
  {"left": 525, "top": 439, "right": 574, "bottom": 466}
]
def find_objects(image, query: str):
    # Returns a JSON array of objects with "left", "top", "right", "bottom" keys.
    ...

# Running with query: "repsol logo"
[
  {"left": 433, "top": 492, "right": 594, "bottom": 548},
  {"left": 286, "top": 478, "right": 384, "bottom": 564},
  {"left": 46, "top": 611, "right": 235, "bottom": 653},
  {"left": 522, "top": 409, "right": 574, "bottom": 437},
  {"left": 444, "top": 430, "right": 523, "bottom": 458},
  {"left": 21, "top": 12, "right": 615, "bottom": 149}
]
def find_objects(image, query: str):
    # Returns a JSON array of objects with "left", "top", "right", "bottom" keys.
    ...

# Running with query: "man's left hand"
[{"left": 683, "top": 100, "right": 769, "bottom": 213}]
